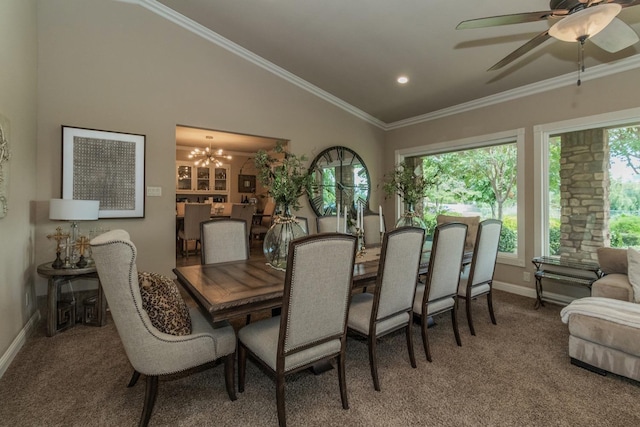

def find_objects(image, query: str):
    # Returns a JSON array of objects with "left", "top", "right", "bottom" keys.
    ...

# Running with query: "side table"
[
  {"left": 531, "top": 256, "right": 602, "bottom": 309},
  {"left": 36, "top": 262, "right": 107, "bottom": 337}
]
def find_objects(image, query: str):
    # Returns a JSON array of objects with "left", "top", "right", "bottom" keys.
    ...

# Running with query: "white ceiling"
[{"left": 152, "top": 0, "right": 640, "bottom": 128}]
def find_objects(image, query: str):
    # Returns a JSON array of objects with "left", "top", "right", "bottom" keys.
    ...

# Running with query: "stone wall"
[{"left": 559, "top": 129, "right": 610, "bottom": 263}]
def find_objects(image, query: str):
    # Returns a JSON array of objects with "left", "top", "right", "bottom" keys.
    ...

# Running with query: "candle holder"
[{"left": 355, "top": 227, "right": 366, "bottom": 257}]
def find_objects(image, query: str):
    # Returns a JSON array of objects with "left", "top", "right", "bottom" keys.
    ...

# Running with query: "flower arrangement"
[
  {"left": 254, "top": 142, "right": 314, "bottom": 211},
  {"left": 382, "top": 161, "right": 438, "bottom": 206}
]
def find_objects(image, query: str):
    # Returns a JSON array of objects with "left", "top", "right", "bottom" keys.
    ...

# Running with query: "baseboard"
[
  {"left": 0, "top": 310, "right": 41, "bottom": 379},
  {"left": 493, "top": 280, "right": 574, "bottom": 306}
]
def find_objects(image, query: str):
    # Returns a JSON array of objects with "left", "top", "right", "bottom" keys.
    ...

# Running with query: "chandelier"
[{"left": 188, "top": 146, "right": 232, "bottom": 167}]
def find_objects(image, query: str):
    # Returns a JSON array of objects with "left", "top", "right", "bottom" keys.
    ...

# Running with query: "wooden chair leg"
[
  {"left": 127, "top": 370, "right": 141, "bottom": 387},
  {"left": 487, "top": 289, "right": 497, "bottom": 325},
  {"left": 420, "top": 314, "right": 432, "bottom": 362},
  {"left": 140, "top": 375, "right": 158, "bottom": 427},
  {"left": 466, "top": 295, "right": 476, "bottom": 336},
  {"left": 368, "top": 334, "right": 380, "bottom": 391},
  {"left": 406, "top": 321, "right": 417, "bottom": 369},
  {"left": 238, "top": 344, "right": 246, "bottom": 393},
  {"left": 337, "top": 353, "right": 349, "bottom": 410},
  {"left": 452, "top": 302, "right": 462, "bottom": 347},
  {"left": 276, "top": 374, "right": 286, "bottom": 427},
  {"left": 224, "top": 353, "right": 237, "bottom": 401}
]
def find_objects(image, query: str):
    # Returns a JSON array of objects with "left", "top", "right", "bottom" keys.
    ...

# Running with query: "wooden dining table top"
[{"left": 173, "top": 245, "right": 472, "bottom": 323}]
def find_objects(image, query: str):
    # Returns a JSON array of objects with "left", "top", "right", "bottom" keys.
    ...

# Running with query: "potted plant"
[
  {"left": 254, "top": 142, "right": 314, "bottom": 269},
  {"left": 382, "top": 161, "right": 439, "bottom": 228}
]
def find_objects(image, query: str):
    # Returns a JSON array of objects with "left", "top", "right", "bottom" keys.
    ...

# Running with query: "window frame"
[
  {"left": 396, "top": 128, "right": 526, "bottom": 267},
  {"left": 533, "top": 107, "right": 640, "bottom": 258}
]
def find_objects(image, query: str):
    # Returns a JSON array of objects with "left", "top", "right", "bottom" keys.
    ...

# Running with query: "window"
[
  {"left": 534, "top": 108, "right": 640, "bottom": 262},
  {"left": 397, "top": 129, "right": 525, "bottom": 267}
]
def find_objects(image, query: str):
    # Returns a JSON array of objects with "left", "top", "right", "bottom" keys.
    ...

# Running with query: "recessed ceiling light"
[{"left": 397, "top": 76, "right": 409, "bottom": 84}]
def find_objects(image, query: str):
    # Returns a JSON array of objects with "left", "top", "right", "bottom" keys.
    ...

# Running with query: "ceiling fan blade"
[
  {"left": 590, "top": 17, "right": 639, "bottom": 52},
  {"left": 456, "top": 10, "right": 566, "bottom": 29},
  {"left": 488, "top": 31, "right": 552, "bottom": 71},
  {"left": 614, "top": 0, "right": 640, "bottom": 8}
]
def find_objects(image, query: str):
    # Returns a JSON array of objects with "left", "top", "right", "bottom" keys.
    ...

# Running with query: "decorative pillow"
[
  {"left": 138, "top": 272, "right": 192, "bottom": 335},
  {"left": 628, "top": 248, "right": 640, "bottom": 304},
  {"left": 597, "top": 247, "right": 628, "bottom": 275}
]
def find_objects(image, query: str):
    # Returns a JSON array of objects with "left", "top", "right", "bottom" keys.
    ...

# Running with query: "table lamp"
[{"left": 49, "top": 198, "right": 100, "bottom": 268}]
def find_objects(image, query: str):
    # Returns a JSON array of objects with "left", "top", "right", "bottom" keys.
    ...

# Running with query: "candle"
[
  {"left": 379, "top": 205, "right": 384, "bottom": 233},
  {"left": 336, "top": 204, "right": 340, "bottom": 232},
  {"left": 343, "top": 205, "right": 347, "bottom": 233}
]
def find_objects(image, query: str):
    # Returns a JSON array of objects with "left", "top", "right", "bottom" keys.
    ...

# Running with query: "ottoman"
[{"left": 560, "top": 297, "right": 640, "bottom": 382}]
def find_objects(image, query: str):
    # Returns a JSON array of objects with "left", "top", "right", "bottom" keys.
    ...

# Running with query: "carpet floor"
[{"left": 0, "top": 290, "right": 638, "bottom": 426}]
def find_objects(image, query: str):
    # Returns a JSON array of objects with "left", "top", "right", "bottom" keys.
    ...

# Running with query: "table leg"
[
  {"left": 534, "top": 276, "right": 545, "bottom": 309},
  {"left": 46, "top": 278, "right": 57, "bottom": 337}
]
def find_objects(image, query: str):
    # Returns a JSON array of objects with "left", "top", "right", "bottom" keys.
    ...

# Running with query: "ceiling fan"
[{"left": 457, "top": 0, "right": 640, "bottom": 72}]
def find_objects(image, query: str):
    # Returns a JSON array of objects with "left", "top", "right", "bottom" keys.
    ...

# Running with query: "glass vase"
[
  {"left": 263, "top": 206, "right": 307, "bottom": 270},
  {"left": 395, "top": 203, "right": 426, "bottom": 229}
]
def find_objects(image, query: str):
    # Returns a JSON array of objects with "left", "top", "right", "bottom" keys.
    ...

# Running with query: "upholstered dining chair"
[
  {"left": 347, "top": 226, "right": 424, "bottom": 391},
  {"left": 458, "top": 219, "right": 502, "bottom": 336},
  {"left": 436, "top": 214, "right": 480, "bottom": 252},
  {"left": 316, "top": 215, "right": 339, "bottom": 233},
  {"left": 90, "top": 229, "right": 237, "bottom": 427},
  {"left": 178, "top": 203, "right": 211, "bottom": 259},
  {"left": 230, "top": 204, "right": 256, "bottom": 243},
  {"left": 363, "top": 212, "right": 385, "bottom": 247},
  {"left": 200, "top": 218, "right": 249, "bottom": 265},
  {"left": 413, "top": 222, "right": 467, "bottom": 362},
  {"left": 250, "top": 200, "right": 276, "bottom": 241},
  {"left": 237, "top": 233, "right": 357, "bottom": 427}
]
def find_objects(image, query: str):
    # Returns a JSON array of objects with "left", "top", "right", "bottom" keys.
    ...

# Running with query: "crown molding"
[
  {"left": 386, "top": 55, "right": 640, "bottom": 130},
  {"left": 119, "top": 1, "right": 640, "bottom": 132},
  {"left": 122, "top": 0, "right": 386, "bottom": 129}
]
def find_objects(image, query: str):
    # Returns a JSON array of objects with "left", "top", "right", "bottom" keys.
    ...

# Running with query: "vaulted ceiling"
[{"left": 148, "top": 0, "right": 640, "bottom": 128}]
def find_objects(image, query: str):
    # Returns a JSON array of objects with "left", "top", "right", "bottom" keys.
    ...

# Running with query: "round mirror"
[{"left": 308, "top": 146, "right": 371, "bottom": 217}]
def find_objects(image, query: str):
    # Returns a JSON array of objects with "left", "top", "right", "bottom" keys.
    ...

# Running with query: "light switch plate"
[{"left": 146, "top": 186, "right": 162, "bottom": 197}]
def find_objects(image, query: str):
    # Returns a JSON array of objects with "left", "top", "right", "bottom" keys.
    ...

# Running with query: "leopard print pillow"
[{"left": 138, "top": 272, "right": 192, "bottom": 335}]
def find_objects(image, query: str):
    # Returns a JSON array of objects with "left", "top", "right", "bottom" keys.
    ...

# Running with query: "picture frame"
[
  {"left": 238, "top": 174, "right": 256, "bottom": 193},
  {"left": 62, "top": 126, "right": 145, "bottom": 218}
]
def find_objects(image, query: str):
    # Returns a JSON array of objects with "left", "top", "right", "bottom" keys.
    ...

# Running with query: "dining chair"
[
  {"left": 347, "top": 226, "right": 424, "bottom": 391},
  {"left": 178, "top": 203, "right": 211, "bottom": 259},
  {"left": 413, "top": 222, "right": 467, "bottom": 362},
  {"left": 237, "top": 233, "right": 357, "bottom": 427},
  {"left": 91, "top": 229, "right": 237, "bottom": 427},
  {"left": 458, "top": 219, "right": 502, "bottom": 336},
  {"left": 251, "top": 200, "right": 276, "bottom": 241},
  {"left": 363, "top": 212, "right": 385, "bottom": 247},
  {"left": 230, "top": 204, "right": 256, "bottom": 243},
  {"left": 316, "top": 215, "right": 339, "bottom": 233},
  {"left": 200, "top": 218, "right": 249, "bottom": 264},
  {"left": 436, "top": 214, "right": 480, "bottom": 252}
]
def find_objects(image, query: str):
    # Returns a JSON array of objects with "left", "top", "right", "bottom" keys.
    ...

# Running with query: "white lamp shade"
[
  {"left": 49, "top": 199, "right": 100, "bottom": 221},
  {"left": 549, "top": 4, "right": 621, "bottom": 42}
]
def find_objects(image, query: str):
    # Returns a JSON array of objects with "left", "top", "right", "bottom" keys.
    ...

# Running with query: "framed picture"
[
  {"left": 62, "top": 126, "right": 145, "bottom": 218},
  {"left": 238, "top": 174, "right": 256, "bottom": 193}
]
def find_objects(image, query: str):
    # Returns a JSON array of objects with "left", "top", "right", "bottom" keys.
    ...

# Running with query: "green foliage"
[
  {"left": 498, "top": 215, "right": 517, "bottom": 253},
  {"left": 382, "top": 161, "right": 439, "bottom": 206},
  {"left": 610, "top": 215, "right": 640, "bottom": 248},
  {"left": 548, "top": 218, "right": 561, "bottom": 256},
  {"left": 609, "top": 127, "right": 640, "bottom": 175},
  {"left": 254, "top": 142, "right": 314, "bottom": 211}
]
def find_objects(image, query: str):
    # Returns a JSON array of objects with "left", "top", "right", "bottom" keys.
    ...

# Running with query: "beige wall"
[
  {"left": 384, "top": 70, "right": 640, "bottom": 295},
  {"left": 0, "top": 0, "right": 38, "bottom": 359},
  {"left": 4, "top": 0, "right": 639, "bottom": 366},
  {"left": 34, "top": 0, "right": 385, "bottom": 298}
]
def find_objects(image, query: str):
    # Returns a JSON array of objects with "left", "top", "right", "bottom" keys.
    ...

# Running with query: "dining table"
[{"left": 173, "top": 245, "right": 473, "bottom": 323}]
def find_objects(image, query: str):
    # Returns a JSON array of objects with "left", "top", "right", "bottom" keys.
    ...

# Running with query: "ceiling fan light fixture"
[{"left": 548, "top": 3, "right": 621, "bottom": 42}]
